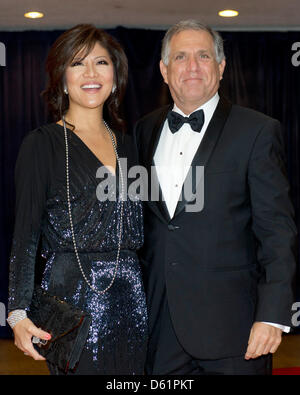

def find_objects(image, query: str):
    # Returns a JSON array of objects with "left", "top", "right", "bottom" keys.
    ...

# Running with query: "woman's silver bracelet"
[{"left": 6, "top": 310, "right": 27, "bottom": 329}]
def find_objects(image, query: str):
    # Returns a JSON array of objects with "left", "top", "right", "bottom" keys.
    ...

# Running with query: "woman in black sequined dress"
[{"left": 7, "top": 24, "right": 148, "bottom": 375}]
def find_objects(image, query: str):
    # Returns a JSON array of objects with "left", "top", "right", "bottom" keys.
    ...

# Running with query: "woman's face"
[{"left": 64, "top": 42, "right": 114, "bottom": 112}]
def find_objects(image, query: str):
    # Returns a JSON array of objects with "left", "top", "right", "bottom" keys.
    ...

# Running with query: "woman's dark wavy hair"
[{"left": 42, "top": 24, "right": 128, "bottom": 132}]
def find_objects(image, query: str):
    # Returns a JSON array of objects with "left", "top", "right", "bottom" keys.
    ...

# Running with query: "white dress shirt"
[
  {"left": 154, "top": 93, "right": 219, "bottom": 218},
  {"left": 153, "top": 92, "right": 289, "bottom": 333}
]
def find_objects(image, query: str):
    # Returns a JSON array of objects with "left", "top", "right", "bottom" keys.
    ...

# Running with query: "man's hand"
[{"left": 245, "top": 322, "right": 282, "bottom": 360}]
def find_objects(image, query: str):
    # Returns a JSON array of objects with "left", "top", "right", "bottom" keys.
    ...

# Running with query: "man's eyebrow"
[
  {"left": 172, "top": 49, "right": 211, "bottom": 54},
  {"left": 171, "top": 50, "right": 187, "bottom": 57}
]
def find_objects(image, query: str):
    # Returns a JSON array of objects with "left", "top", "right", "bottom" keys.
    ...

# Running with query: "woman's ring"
[{"left": 32, "top": 336, "right": 40, "bottom": 344}]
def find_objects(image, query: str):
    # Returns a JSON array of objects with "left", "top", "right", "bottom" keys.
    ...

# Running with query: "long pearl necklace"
[{"left": 63, "top": 116, "right": 124, "bottom": 295}]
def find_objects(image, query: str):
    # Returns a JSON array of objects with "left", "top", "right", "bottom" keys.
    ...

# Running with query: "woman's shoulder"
[
  {"left": 28, "top": 122, "right": 62, "bottom": 137},
  {"left": 21, "top": 123, "right": 63, "bottom": 146},
  {"left": 17, "top": 123, "right": 64, "bottom": 162}
]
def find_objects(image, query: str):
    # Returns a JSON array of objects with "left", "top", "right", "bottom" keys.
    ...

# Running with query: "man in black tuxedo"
[{"left": 134, "top": 20, "right": 297, "bottom": 375}]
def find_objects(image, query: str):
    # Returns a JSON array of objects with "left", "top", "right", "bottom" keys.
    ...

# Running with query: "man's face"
[{"left": 160, "top": 29, "right": 226, "bottom": 114}]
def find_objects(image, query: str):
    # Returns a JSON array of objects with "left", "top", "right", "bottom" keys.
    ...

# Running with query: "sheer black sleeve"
[{"left": 8, "top": 129, "right": 50, "bottom": 312}]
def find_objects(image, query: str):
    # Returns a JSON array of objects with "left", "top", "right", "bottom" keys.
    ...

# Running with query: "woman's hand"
[{"left": 12, "top": 317, "right": 51, "bottom": 360}]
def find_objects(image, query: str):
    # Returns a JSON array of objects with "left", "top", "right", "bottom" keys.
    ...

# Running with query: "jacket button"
[{"left": 168, "top": 224, "right": 180, "bottom": 231}]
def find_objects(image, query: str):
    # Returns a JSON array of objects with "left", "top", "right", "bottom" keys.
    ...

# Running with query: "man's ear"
[
  {"left": 159, "top": 60, "right": 168, "bottom": 85},
  {"left": 219, "top": 59, "right": 226, "bottom": 80}
]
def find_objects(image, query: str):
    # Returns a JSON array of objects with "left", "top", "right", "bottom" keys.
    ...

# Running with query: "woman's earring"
[
  {"left": 112, "top": 84, "right": 116, "bottom": 94},
  {"left": 64, "top": 85, "right": 68, "bottom": 95}
]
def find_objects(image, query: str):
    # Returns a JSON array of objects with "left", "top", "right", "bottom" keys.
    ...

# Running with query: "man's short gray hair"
[{"left": 161, "top": 20, "right": 225, "bottom": 65}]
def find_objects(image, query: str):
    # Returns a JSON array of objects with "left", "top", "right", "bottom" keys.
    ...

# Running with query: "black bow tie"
[{"left": 167, "top": 109, "right": 205, "bottom": 134}]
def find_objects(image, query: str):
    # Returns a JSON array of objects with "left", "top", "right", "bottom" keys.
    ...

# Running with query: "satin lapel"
[
  {"left": 174, "top": 97, "right": 232, "bottom": 218},
  {"left": 145, "top": 105, "right": 172, "bottom": 224}
]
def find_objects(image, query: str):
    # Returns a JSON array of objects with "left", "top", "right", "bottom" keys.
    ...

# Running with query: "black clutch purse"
[{"left": 28, "top": 286, "right": 91, "bottom": 374}]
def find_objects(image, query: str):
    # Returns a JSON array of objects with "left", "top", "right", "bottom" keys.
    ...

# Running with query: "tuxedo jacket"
[{"left": 134, "top": 96, "right": 297, "bottom": 359}]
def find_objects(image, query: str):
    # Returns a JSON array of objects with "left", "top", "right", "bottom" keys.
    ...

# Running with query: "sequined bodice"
[{"left": 43, "top": 183, "right": 143, "bottom": 255}]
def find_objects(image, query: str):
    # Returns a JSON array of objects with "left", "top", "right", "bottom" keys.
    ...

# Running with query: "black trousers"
[{"left": 145, "top": 297, "right": 272, "bottom": 375}]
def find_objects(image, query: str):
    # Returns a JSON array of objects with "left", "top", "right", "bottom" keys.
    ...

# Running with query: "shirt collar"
[{"left": 173, "top": 92, "right": 220, "bottom": 118}]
